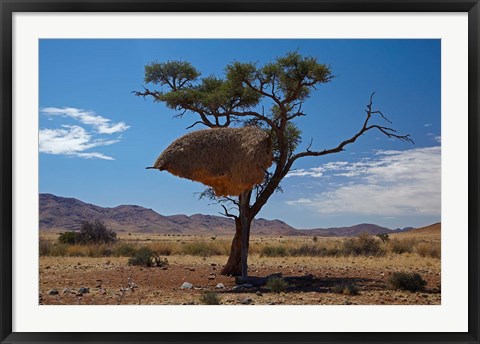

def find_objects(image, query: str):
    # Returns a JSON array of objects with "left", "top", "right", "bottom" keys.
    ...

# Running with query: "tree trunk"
[{"left": 221, "top": 190, "right": 251, "bottom": 277}]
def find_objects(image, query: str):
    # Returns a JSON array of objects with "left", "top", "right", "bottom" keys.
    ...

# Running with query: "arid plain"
[{"left": 39, "top": 224, "right": 440, "bottom": 305}]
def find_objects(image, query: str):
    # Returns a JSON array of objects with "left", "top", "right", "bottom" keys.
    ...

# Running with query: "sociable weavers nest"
[{"left": 150, "top": 127, "right": 273, "bottom": 196}]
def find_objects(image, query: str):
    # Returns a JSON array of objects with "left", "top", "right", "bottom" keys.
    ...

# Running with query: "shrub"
[
  {"left": 48, "top": 243, "right": 68, "bottom": 256},
  {"left": 389, "top": 272, "right": 427, "bottom": 292},
  {"left": 332, "top": 282, "right": 360, "bottom": 295},
  {"left": 200, "top": 291, "right": 221, "bottom": 305},
  {"left": 415, "top": 242, "right": 441, "bottom": 258},
  {"left": 376, "top": 233, "right": 390, "bottom": 243},
  {"left": 182, "top": 242, "right": 222, "bottom": 257},
  {"left": 289, "top": 244, "right": 326, "bottom": 257},
  {"left": 261, "top": 245, "right": 287, "bottom": 257},
  {"left": 58, "top": 231, "right": 80, "bottom": 244},
  {"left": 39, "top": 239, "right": 52, "bottom": 256},
  {"left": 342, "top": 233, "right": 384, "bottom": 256},
  {"left": 128, "top": 247, "right": 168, "bottom": 267},
  {"left": 389, "top": 239, "right": 414, "bottom": 254},
  {"left": 312, "top": 236, "right": 318, "bottom": 243},
  {"left": 114, "top": 243, "right": 139, "bottom": 257},
  {"left": 77, "top": 220, "right": 117, "bottom": 244},
  {"left": 265, "top": 277, "right": 288, "bottom": 293}
]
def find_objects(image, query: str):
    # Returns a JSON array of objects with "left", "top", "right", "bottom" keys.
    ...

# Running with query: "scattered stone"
[
  {"left": 162, "top": 267, "right": 168, "bottom": 270},
  {"left": 62, "top": 288, "right": 70, "bottom": 294},
  {"left": 188, "top": 268, "right": 195, "bottom": 271},
  {"left": 78, "top": 287, "right": 90, "bottom": 294},
  {"left": 215, "top": 283, "right": 225, "bottom": 289},
  {"left": 48, "top": 289, "right": 59, "bottom": 295},
  {"left": 255, "top": 291, "right": 263, "bottom": 296},
  {"left": 208, "top": 275, "right": 216, "bottom": 280},
  {"left": 180, "top": 282, "right": 193, "bottom": 290},
  {"left": 240, "top": 298, "right": 253, "bottom": 305},
  {"left": 210, "top": 263, "right": 217, "bottom": 266},
  {"left": 99, "top": 288, "right": 107, "bottom": 295}
]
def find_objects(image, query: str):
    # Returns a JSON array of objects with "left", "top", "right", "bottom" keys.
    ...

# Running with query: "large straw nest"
[{"left": 152, "top": 126, "right": 273, "bottom": 196}]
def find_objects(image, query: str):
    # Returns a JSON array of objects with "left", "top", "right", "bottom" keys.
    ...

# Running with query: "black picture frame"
[{"left": 1, "top": 1, "right": 479, "bottom": 343}]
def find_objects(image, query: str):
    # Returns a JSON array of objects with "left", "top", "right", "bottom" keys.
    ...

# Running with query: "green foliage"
[
  {"left": 332, "top": 282, "right": 360, "bottom": 295},
  {"left": 199, "top": 291, "right": 221, "bottom": 305},
  {"left": 144, "top": 60, "right": 200, "bottom": 88},
  {"left": 376, "top": 233, "right": 390, "bottom": 243},
  {"left": 77, "top": 220, "right": 117, "bottom": 244},
  {"left": 128, "top": 247, "right": 168, "bottom": 267},
  {"left": 58, "top": 231, "right": 80, "bottom": 244},
  {"left": 261, "top": 245, "right": 287, "bottom": 257},
  {"left": 265, "top": 277, "right": 288, "bottom": 293},
  {"left": 342, "top": 233, "right": 385, "bottom": 257},
  {"left": 389, "top": 272, "right": 427, "bottom": 292}
]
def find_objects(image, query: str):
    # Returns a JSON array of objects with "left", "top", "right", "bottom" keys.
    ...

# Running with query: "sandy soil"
[{"left": 39, "top": 254, "right": 441, "bottom": 305}]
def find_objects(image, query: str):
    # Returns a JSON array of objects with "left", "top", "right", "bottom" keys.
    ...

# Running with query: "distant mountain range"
[{"left": 39, "top": 193, "right": 422, "bottom": 237}]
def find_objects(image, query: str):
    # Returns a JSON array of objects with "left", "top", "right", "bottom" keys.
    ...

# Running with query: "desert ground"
[{"left": 39, "top": 227, "right": 441, "bottom": 306}]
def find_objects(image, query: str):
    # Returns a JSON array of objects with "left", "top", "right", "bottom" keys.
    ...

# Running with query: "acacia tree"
[{"left": 135, "top": 52, "right": 412, "bottom": 278}]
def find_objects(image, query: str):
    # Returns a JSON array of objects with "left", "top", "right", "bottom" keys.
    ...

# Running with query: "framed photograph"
[{"left": 1, "top": 1, "right": 478, "bottom": 343}]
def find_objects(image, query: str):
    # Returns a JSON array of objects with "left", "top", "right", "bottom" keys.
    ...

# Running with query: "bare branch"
[
  {"left": 220, "top": 205, "right": 238, "bottom": 219},
  {"left": 283, "top": 92, "right": 413, "bottom": 177},
  {"left": 371, "top": 110, "right": 392, "bottom": 124},
  {"left": 185, "top": 121, "right": 208, "bottom": 129}
]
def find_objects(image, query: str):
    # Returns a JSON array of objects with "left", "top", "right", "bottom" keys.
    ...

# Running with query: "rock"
[
  {"left": 99, "top": 288, "right": 107, "bottom": 295},
  {"left": 255, "top": 291, "right": 263, "bottom": 296},
  {"left": 215, "top": 283, "right": 225, "bottom": 289},
  {"left": 188, "top": 268, "right": 195, "bottom": 271},
  {"left": 62, "top": 288, "right": 70, "bottom": 294},
  {"left": 208, "top": 275, "right": 216, "bottom": 280},
  {"left": 240, "top": 298, "right": 253, "bottom": 305},
  {"left": 48, "top": 289, "right": 59, "bottom": 295},
  {"left": 180, "top": 282, "right": 193, "bottom": 290},
  {"left": 78, "top": 287, "right": 90, "bottom": 294}
]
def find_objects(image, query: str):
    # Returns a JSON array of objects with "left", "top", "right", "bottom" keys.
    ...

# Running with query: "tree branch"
[
  {"left": 219, "top": 205, "right": 238, "bottom": 219},
  {"left": 283, "top": 93, "right": 413, "bottom": 177}
]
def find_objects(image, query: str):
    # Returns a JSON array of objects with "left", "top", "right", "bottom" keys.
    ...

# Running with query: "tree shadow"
[{"left": 221, "top": 273, "right": 383, "bottom": 294}]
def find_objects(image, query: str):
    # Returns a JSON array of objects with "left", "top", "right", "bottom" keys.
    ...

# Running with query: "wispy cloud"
[
  {"left": 41, "top": 107, "right": 130, "bottom": 134},
  {"left": 39, "top": 107, "right": 129, "bottom": 160},
  {"left": 424, "top": 123, "right": 432, "bottom": 127},
  {"left": 286, "top": 146, "right": 441, "bottom": 217}
]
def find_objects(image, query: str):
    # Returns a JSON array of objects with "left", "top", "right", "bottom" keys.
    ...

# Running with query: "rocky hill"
[{"left": 39, "top": 193, "right": 418, "bottom": 237}]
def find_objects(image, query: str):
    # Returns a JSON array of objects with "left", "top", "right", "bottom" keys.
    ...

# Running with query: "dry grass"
[{"left": 40, "top": 232, "right": 440, "bottom": 259}]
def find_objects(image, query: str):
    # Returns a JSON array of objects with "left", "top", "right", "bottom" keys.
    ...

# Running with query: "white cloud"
[
  {"left": 39, "top": 125, "right": 118, "bottom": 160},
  {"left": 41, "top": 107, "right": 130, "bottom": 134},
  {"left": 286, "top": 146, "right": 441, "bottom": 217},
  {"left": 424, "top": 123, "right": 432, "bottom": 127},
  {"left": 39, "top": 106, "right": 130, "bottom": 160}
]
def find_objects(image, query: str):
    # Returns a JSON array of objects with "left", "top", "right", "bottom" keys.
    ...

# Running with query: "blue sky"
[{"left": 39, "top": 39, "right": 440, "bottom": 229}]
